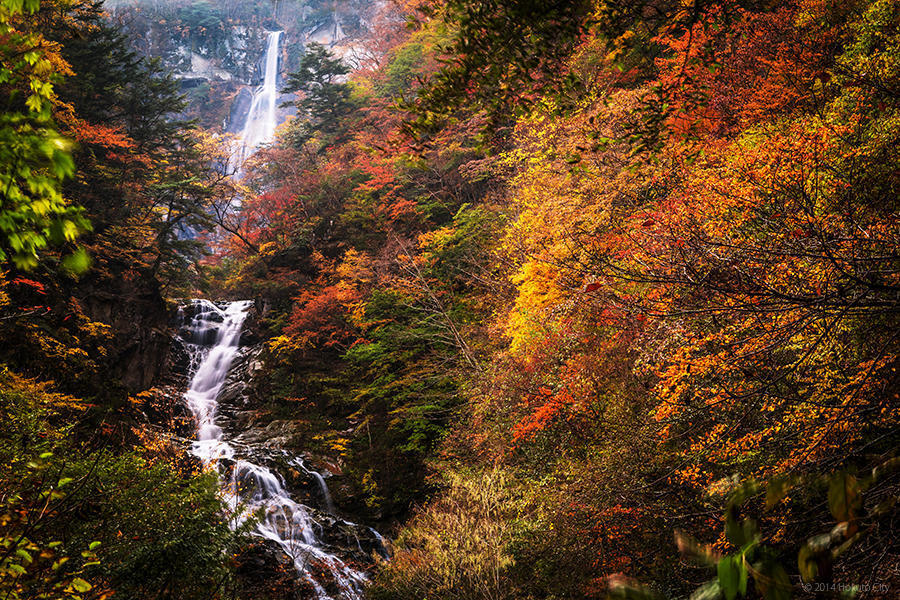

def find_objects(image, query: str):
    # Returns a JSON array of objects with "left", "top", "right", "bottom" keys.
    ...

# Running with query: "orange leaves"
[
  {"left": 508, "top": 331, "right": 633, "bottom": 447},
  {"left": 512, "top": 386, "right": 572, "bottom": 444},
  {"left": 654, "top": 3, "right": 837, "bottom": 138},
  {"left": 283, "top": 283, "right": 361, "bottom": 350},
  {"left": 68, "top": 121, "right": 134, "bottom": 151},
  {"left": 491, "top": 2, "right": 900, "bottom": 521},
  {"left": 354, "top": 157, "right": 399, "bottom": 196},
  {"left": 382, "top": 197, "right": 420, "bottom": 223}
]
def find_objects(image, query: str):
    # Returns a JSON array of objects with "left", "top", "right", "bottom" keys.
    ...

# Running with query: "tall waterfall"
[
  {"left": 230, "top": 31, "right": 283, "bottom": 177},
  {"left": 181, "top": 300, "right": 372, "bottom": 599}
]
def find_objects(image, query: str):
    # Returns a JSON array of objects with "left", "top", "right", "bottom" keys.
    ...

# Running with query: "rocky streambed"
[{"left": 168, "top": 299, "right": 385, "bottom": 599}]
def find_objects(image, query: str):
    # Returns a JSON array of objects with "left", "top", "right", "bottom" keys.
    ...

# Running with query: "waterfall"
[
  {"left": 183, "top": 300, "right": 249, "bottom": 462},
  {"left": 181, "top": 300, "right": 373, "bottom": 600},
  {"left": 230, "top": 31, "right": 283, "bottom": 177},
  {"left": 292, "top": 456, "right": 336, "bottom": 514}
]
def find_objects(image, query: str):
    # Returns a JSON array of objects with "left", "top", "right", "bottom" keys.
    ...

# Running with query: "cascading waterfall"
[
  {"left": 180, "top": 300, "right": 372, "bottom": 600},
  {"left": 230, "top": 30, "right": 283, "bottom": 177},
  {"left": 184, "top": 300, "right": 250, "bottom": 463}
]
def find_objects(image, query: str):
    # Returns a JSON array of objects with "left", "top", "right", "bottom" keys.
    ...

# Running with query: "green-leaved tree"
[{"left": 0, "top": 0, "right": 90, "bottom": 271}]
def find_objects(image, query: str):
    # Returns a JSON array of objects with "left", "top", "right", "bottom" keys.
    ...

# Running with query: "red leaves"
[
  {"left": 284, "top": 284, "right": 361, "bottom": 349},
  {"left": 512, "top": 387, "right": 577, "bottom": 444},
  {"left": 12, "top": 278, "right": 47, "bottom": 295}
]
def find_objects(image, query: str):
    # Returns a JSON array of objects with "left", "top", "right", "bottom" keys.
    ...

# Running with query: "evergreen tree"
[
  {"left": 53, "top": 18, "right": 218, "bottom": 291},
  {"left": 282, "top": 42, "right": 358, "bottom": 146}
]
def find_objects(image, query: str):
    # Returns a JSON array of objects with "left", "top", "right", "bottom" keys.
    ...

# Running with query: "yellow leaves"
[
  {"left": 330, "top": 437, "right": 350, "bottom": 458},
  {"left": 0, "top": 366, "right": 85, "bottom": 434},
  {"left": 257, "top": 241, "right": 279, "bottom": 257},
  {"left": 505, "top": 259, "right": 566, "bottom": 353},
  {"left": 0, "top": 272, "right": 10, "bottom": 310},
  {"left": 347, "top": 301, "right": 368, "bottom": 329},
  {"left": 417, "top": 225, "right": 455, "bottom": 255},
  {"left": 78, "top": 320, "right": 112, "bottom": 344},
  {"left": 127, "top": 388, "right": 157, "bottom": 409},
  {"left": 67, "top": 577, "right": 92, "bottom": 594},
  {"left": 266, "top": 335, "right": 304, "bottom": 362},
  {"left": 499, "top": 87, "right": 650, "bottom": 358},
  {"left": 335, "top": 249, "right": 374, "bottom": 284},
  {"left": 377, "top": 466, "right": 520, "bottom": 596}
]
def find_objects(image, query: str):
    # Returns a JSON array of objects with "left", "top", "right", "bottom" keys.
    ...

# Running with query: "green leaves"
[
  {"left": 827, "top": 472, "right": 862, "bottom": 525},
  {"left": 724, "top": 481, "right": 761, "bottom": 548},
  {"left": 3, "top": 0, "right": 40, "bottom": 15},
  {"left": 673, "top": 477, "right": 795, "bottom": 600},
  {"left": 752, "top": 561, "right": 791, "bottom": 600},
  {"left": 724, "top": 508, "right": 758, "bottom": 549},
  {"left": 405, "top": 0, "right": 594, "bottom": 130},
  {"left": 0, "top": 2, "right": 90, "bottom": 271},
  {"left": 282, "top": 42, "right": 358, "bottom": 146},
  {"left": 0, "top": 364, "right": 242, "bottom": 599},
  {"left": 60, "top": 247, "right": 91, "bottom": 276},
  {"left": 717, "top": 555, "right": 743, "bottom": 600},
  {"left": 795, "top": 465, "right": 893, "bottom": 584},
  {"left": 68, "top": 577, "right": 92, "bottom": 593}
]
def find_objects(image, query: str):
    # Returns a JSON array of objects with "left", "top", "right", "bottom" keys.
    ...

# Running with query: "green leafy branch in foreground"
[
  {"left": 0, "top": 451, "right": 103, "bottom": 600},
  {"left": 610, "top": 457, "right": 900, "bottom": 600},
  {"left": 0, "top": 0, "right": 90, "bottom": 272}
]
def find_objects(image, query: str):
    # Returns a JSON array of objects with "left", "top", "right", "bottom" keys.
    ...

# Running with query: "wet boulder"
[{"left": 233, "top": 540, "right": 314, "bottom": 600}]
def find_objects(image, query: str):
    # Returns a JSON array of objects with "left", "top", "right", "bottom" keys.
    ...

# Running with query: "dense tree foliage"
[
  {"left": 282, "top": 42, "right": 359, "bottom": 146},
  {"left": 0, "top": 0, "right": 89, "bottom": 270},
  {"left": 211, "top": 0, "right": 900, "bottom": 598}
]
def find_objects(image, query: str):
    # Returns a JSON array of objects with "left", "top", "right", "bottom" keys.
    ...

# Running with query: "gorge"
[{"left": 3, "top": 1, "right": 899, "bottom": 599}]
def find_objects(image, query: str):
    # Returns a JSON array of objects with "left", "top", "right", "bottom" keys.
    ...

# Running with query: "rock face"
[
  {"left": 75, "top": 269, "right": 171, "bottom": 394},
  {"left": 233, "top": 541, "right": 311, "bottom": 600},
  {"left": 121, "top": 16, "right": 271, "bottom": 85},
  {"left": 108, "top": 0, "right": 379, "bottom": 132},
  {"left": 227, "top": 87, "right": 254, "bottom": 134}
]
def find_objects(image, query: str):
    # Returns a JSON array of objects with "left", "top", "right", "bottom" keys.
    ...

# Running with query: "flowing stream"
[
  {"left": 180, "top": 300, "right": 372, "bottom": 599},
  {"left": 230, "top": 30, "right": 283, "bottom": 177}
]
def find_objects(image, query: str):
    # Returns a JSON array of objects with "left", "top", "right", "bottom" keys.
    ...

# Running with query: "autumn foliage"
[
  {"left": 215, "top": 0, "right": 900, "bottom": 598},
  {"left": 3, "top": 0, "right": 899, "bottom": 598}
]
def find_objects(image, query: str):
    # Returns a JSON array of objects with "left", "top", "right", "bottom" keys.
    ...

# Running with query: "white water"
[
  {"left": 181, "top": 300, "right": 370, "bottom": 599},
  {"left": 184, "top": 300, "right": 249, "bottom": 462},
  {"left": 230, "top": 31, "right": 283, "bottom": 177}
]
